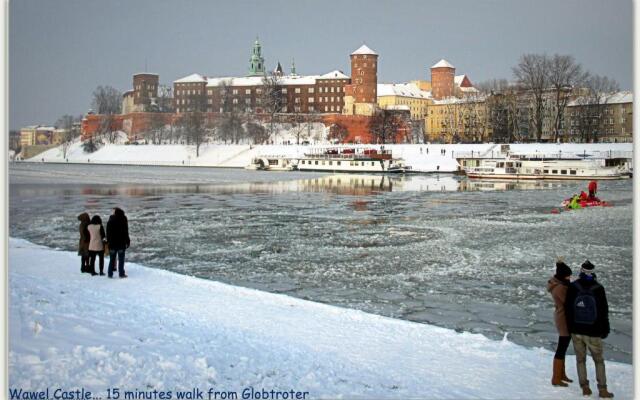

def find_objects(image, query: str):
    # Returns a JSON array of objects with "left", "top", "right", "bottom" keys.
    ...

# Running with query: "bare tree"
[
  {"left": 548, "top": 54, "right": 588, "bottom": 142},
  {"left": 328, "top": 122, "right": 349, "bottom": 143},
  {"left": 152, "top": 85, "right": 173, "bottom": 113},
  {"left": 179, "top": 94, "right": 207, "bottom": 156},
  {"left": 261, "top": 73, "right": 284, "bottom": 137},
  {"left": 55, "top": 114, "right": 81, "bottom": 158},
  {"left": 91, "top": 85, "right": 122, "bottom": 115},
  {"left": 369, "top": 109, "right": 404, "bottom": 144},
  {"left": 245, "top": 121, "right": 269, "bottom": 144},
  {"left": 513, "top": 54, "right": 550, "bottom": 141},
  {"left": 574, "top": 75, "right": 620, "bottom": 142}
]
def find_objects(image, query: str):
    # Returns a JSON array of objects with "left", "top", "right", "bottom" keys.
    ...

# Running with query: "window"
[
  {"left": 295, "top": 98, "right": 300, "bottom": 103},
  {"left": 560, "top": 170, "right": 567, "bottom": 175},
  {"left": 245, "top": 98, "right": 251, "bottom": 104},
  {"left": 331, "top": 106, "right": 334, "bottom": 111},
  {"left": 295, "top": 88, "right": 301, "bottom": 94},
  {"left": 308, "top": 88, "right": 315, "bottom": 93},
  {"left": 325, "top": 106, "right": 328, "bottom": 112},
  {"left": 245, "top": 89, "right": 251, "bottom": 95},
  {"left": 331, "top": 87, "right": 335, "bottom": 93},
  {"left": 233, "top": 98, "right": 238, "bottom": 104},
  {"left": 256, "top": 88, "right": 262, "bottom": 94},
  {"left": 331, "top": 97, "right": 334, "bottom": 102},
  {"left": 233, "top": 89, "right": 238, "bottom": 95},
  {"left": 309, "top": 106, "right": 315, "bottom": 112},
  {"left": 308, "top": 97, "right": 314, "bottom": 103},
  {"left": 294, "top": 106, "right": 301, "bottom": 112},
  {"left": 337, "top": 161, "right": 341, "bottom": 166},
  {"left": 552, "top": 169, "right": 558, "bottom": 174},
  {"left": 207, "top": 99, "right": 212, "bottom": 104},
  {"left": 282, "top": 88, "right": 287, "bottom": 94}
]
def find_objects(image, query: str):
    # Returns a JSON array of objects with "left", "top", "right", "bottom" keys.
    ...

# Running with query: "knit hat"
[
  {"left": 555, "top": 260, "right": 572, "bottom": 279},
  {"left": 581, "top": 260, "right": 595, "bottom": 275}
]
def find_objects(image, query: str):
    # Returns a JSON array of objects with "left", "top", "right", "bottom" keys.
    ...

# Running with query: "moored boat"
[
  {"left": 296, "top": 147, "right": 411, "bottom": 173},
  {"left": 245, "top": 156, "right": 297, "bottom": 171}
]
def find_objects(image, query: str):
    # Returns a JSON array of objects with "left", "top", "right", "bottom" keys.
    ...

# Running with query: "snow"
[
  {"left": 431, "top": 59, "right": 455, "bottom": 69},
  {"left": 351, "top": 44, "right": 378, "bottom": 56},
  {"left": 319, "top": 70, "right": 349, "bottom": 79},
  {"left": 9, "top": 238, "right": 632, "bottom": 398},
  {"left": 27, "top": 142, "right": 633, "bottom": 173},
  {"left": 377, "top": 83, "right": 431, "bottom": 99},
  {"left": 174, "top": 73, "right": 207, "bottom": 83},
  {"left": 567, "top": 91, "right": 633, "bottom": 106}
]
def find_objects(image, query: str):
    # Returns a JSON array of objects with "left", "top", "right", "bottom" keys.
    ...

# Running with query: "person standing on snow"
[
  {"left": 87, "top": 215, "right": 106, "bottom": 276},
  {"left": 547, "top": 259, "right": 573, "bottom": 387},
  {"left": 77, "top": 212, "right": 91, "bottom": 274},
  {"left": 106, "top": 207, "right": 131, "bottom": 278},
  {"left": 564, "top": 260, "right": 613, "bottom": 398}
]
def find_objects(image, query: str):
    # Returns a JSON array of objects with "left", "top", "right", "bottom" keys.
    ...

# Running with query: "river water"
[{"left": 9, "top": 163, "right": 633, "bottom": 363}]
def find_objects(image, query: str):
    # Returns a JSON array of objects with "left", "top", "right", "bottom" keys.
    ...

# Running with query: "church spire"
[
  {"left": 248, "top": 37, "right": 265, "bottom": 76},
  {"left": 291, "top": 58, "right": 296, "bottom": 75}
]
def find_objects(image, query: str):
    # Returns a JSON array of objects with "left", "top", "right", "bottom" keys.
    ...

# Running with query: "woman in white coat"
[{"left": 87, "top": 215, "right": 106, "bottom": 276}]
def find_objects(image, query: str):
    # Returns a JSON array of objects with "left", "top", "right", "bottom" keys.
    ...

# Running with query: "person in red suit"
[{"left": 588, "top": 181, "right": 598, "bottom": 200}]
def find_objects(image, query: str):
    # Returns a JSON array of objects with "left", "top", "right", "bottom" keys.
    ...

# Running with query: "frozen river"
[{"left": 9, "top": 163, "right": 632, "bottom": 363}]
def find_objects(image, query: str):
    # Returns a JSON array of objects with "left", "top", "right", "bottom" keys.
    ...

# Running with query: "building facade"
[
  {"left": 566, "top": 91, "right": 633, "bottom": 143},
  {"left": 173, "top": 39, "right": 351, "bottom": 115},
  {"left": 122, "top": 73, "right": 160, "bottom": 114}
]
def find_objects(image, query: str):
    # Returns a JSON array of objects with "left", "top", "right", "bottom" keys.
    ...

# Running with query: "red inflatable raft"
[{"left": 560, "top": 198, "right": 611, "bottom": 208}]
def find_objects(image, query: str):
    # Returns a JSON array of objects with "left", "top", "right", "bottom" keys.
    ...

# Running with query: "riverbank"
[
  {"left": 9, "top": 238, "right": 633, "bottom": 399},
  {"left": 25, "top": 142, "right": 633, "bottom": 173}
]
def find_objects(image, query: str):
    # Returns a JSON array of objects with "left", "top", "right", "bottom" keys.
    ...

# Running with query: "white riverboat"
[
  {"left": 296, "top": 147, "right": 411, "bottom": 173},
  {"left": 245, "top": 156, "right": 297, "bottom": 171},
  {"left": 458, "top": 156, "right": 626, "bottom": 180}
]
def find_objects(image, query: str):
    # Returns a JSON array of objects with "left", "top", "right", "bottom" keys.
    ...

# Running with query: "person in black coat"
[
  {"left": 564, "top": 260, "right": 613, "bottom": 398},
  {"left": 106, "top": 207, "right": 130, "bottom": 278}
]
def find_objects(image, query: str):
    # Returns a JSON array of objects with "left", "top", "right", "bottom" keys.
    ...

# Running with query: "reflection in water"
[{"left": 18, "top": 174, "right": 574, "bottom": 198}]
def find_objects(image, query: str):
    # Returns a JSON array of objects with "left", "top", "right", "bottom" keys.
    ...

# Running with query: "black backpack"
[{"left": 573, "top": 281, "right": 601, "bottom": 325}]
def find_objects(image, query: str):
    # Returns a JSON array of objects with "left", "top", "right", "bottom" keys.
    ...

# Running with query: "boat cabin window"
[
  {"left": 337, "top": 161, "right": 341, "bottom": 166},
  {"left": 329, "top": 161, "right": 333, "bottom": 165},
  {"left": 371, "top": 162, "right": 375, "bottom": 166},
  {"left": 544, "top": 170, "right": 549, "bottom": 174},
  {"left": 516, "top": 162, "right": 522, "bottom": 167},
  {"left": 560, "top": 170, "right": 567, "bottom": 175},
  {"left": 570, "top": 170, "right": 577, "bottom": 175},
  {"left": 552, "top": 170, "right": 558, "bottom": 174},
  {"left": 322, "top": 161, "right": 326, "bottom": 165},
  {"left": 269, "top": 159, "right": 278, "bottom": 166},
  {"left": 498, "top": 162, "right": 504, "bottom": 168},
  {"left": 315, "top": 161, "right": 319, "bottom": 165}
]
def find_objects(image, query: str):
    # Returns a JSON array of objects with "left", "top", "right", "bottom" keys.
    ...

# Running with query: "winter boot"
[
  {"left": 560, "top": 359, "right": 573, "bottom": 383},
  {"left": 552, "top": 359, "right": 568, "bottom": 387},
  {"left": 582, "top": 385, "right": 593, "bottom": 396},
  {"left": 598, "top": 388, "right": 614, "bottom": 398}
]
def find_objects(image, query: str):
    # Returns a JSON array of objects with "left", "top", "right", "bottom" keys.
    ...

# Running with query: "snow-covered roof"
[
  {"left": 431, "top": 59, "right": 455, "bottom": 69},
  {"left": 319, "top": 70, "right": 349, "bottom": 79},
  {"left": 351, "top": 44, "right": 378, "bottom": 56},
  {"left": 454, "top": 75, "right": 466, "bottom": 86},
  {"left": 377, "top": 83, "right": 432, "bottom": 99},
  {"left": 460, "top": 86, "right": 479, "bottom": 93},
  {"left": 36, "top": 126, "right": 56, "bottom": 131},
  {"left": 174, "top": 73, "right": 207, "bottom": 84},
  {"left": 432, "top": 94, "right": 486, "bottom": 105},
  {"left": 567, "top": 91, "right": 633, "bottom": 107},
  {"left": 133, "top": 72, "right": 159, "bottom": 76},
  {"left": 203, "top": 70, "right": 349, "bottom": 88}
]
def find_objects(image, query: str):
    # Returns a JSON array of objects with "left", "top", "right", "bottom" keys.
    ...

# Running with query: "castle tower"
[
  {"left": 132, "top": 73, "right": 159, "bottom": 111},
  {"left": 430, "top": 59, "right": 455, "bottom": 100},
  {"left": 248, "top": 38, "right": 265, "bottom": 76},
  {"left": 343, "top": 44, "right": 378, "bottom": 116}
]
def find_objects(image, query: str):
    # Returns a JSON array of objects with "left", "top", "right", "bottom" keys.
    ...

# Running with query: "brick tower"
[
  {"left": 430, "top": 59, "right": 455, "bottom": 100},
  {"left": 132, "top": 73, "right": 159, "bottom": 110},
  {"left": 343, "top": 44, "right": 378, "bottom": 116}
]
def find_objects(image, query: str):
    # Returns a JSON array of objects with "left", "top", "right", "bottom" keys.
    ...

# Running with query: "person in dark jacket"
[
  {"left": 106, "top": 207, "right": 130, "bottom": 278},
  {"left": 564, "top": 260, "right": 613, "bottom": 398},
  {"left": 87, "top": 215, "right": 106, "bottom": 276},
  {"left": 546, "top": 259, "right": 573, "bottom": 387},
  {"left": 77, "top": 212, "right": 91, "bottom": 273}
]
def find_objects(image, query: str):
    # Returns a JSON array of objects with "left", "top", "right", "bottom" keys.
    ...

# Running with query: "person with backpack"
[
  {"left": 547, "top": 259, "right": 573, "bottom": 387},
  {"left": 588, "top": 180, "right": 598, "bottom": 200},
  {"left": 564, "top": 260, "right": 613, "bottom": 398},
  {"left": 106, "top": 207, "right": 131, "bottom": 278},
  {"left": 87, "top": 215, "right": 106, "bottom": 276}
]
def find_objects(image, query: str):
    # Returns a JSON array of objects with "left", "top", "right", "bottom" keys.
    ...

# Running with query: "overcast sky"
[{"left": 9, "top": 0, "right": 633, "bottom": 130}]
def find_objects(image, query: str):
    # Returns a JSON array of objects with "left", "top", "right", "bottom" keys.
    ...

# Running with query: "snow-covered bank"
[
  {"left": 9, "top": 238, "right": 633, "bottom": 399},
  {"left": 27, "top": 142, "right": 633, "bottom": 173}
]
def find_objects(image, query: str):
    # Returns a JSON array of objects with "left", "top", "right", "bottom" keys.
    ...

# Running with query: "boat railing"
[{"left": 455, "top": 150, "right": 633, "bottom": 160}]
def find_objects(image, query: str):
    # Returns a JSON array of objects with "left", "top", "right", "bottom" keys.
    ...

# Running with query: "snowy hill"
[{"left": 9, "top": 238, "right": 633, "bottom": 399}]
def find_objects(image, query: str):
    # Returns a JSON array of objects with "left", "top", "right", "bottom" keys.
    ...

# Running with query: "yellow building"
[
  {"left": 425, "top": 96, "right": 488, "bottom": 143},
  {"left": 20, "top": 126, "right": 37, "bottom": 147},
  {"left": 377, "top": 83, "right": 432, "bottom": 120}
]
